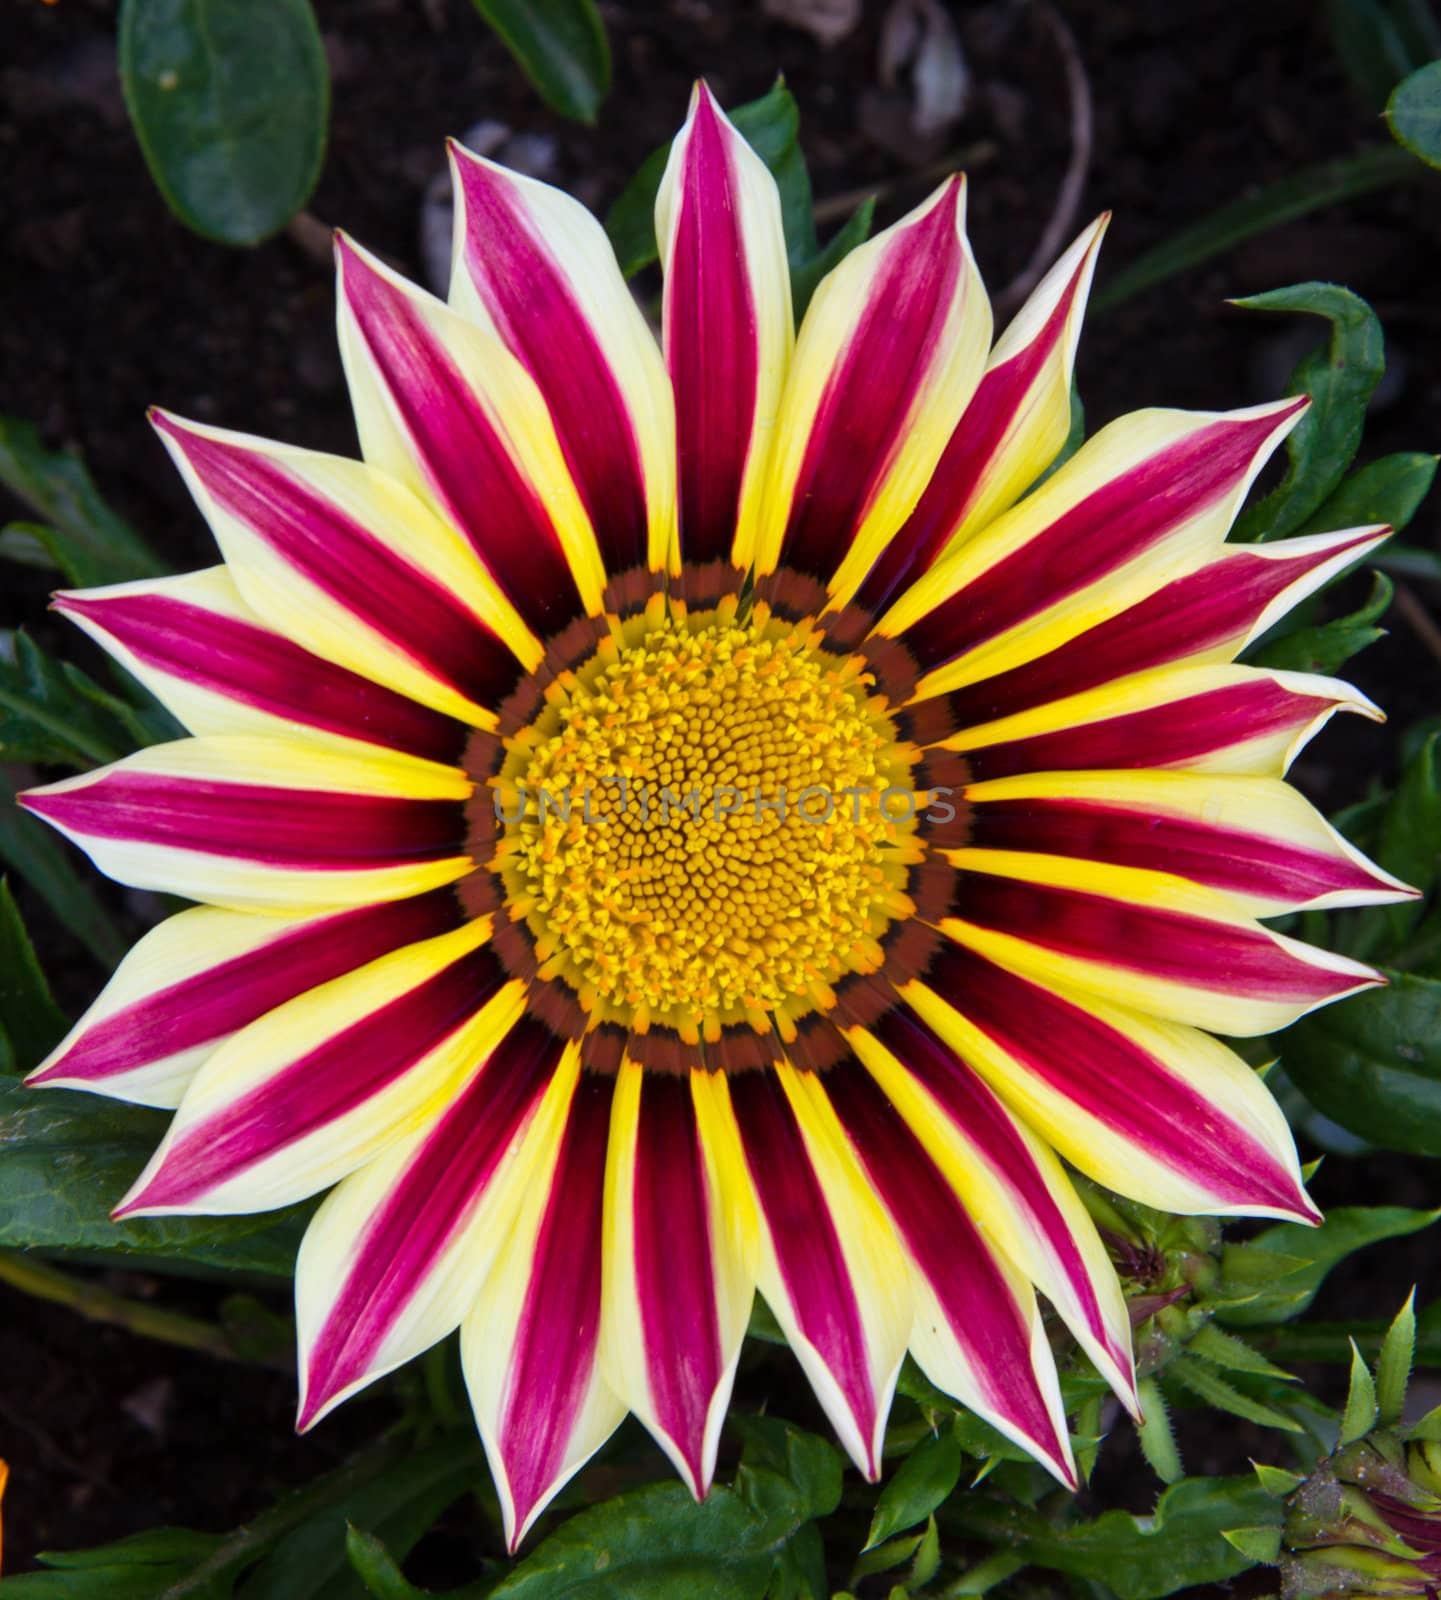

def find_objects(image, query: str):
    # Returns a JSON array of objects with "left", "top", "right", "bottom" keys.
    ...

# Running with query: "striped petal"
[
  {"left": 448, "top": 141, "right": 675, "bottom": 580},
  {"left": 938, "top": 847, "right": 1381, "bottom": 1035},
  {"left": 855, "top": 216, "right": 1106, "bottom": 614},
  {"left": 847, "top": 1006, "right": 1135, "bottom": 1413},
  {"left": 600, "top": 1063, "right": 756, "bottom": 1498},
  {"left": 295, "top": 1017, "right": 573, "bottom": 1429},
  {"left": 904, "top": 947, "right": 1317, "bottom": 1220},
  {"left": 462, "top": 1070, "right": 624, "bottom": 1551},
  {"left": 917, "top": 525, "right": 1391, "bottom": 733},
  {"left": 115, "top": 920, "right": 525, "bottom": 1218},
  {"left": 965, "top": 769, "right": 1412, "bottom": 915},
  {"left": 335, "top": 236, "right": 606, "bottom": 636},
  {"left": 825, "top": 1058, "right": 1075, "bottom": 1486},
  {"left": 152, "top": 412, "right": 531, "bottom": 725},
  {"left": 27, "top": 892, "right": 464, "bottom": 1107},
  {"left": 656, "top": 81, "right": 793, "bottom": 572},
  {"left": 20, "top": 737, "right": 472, "bottom": 911},
  {"left": 932, "top": 663, "right": 1381, "bottom": 783},
  {"left": 882, "top": 400, "right": 1307, "bottom": 697},
  {"left": 56, "top": 568, "right": 465, "bottom": 765},
  {"left": 748, "top": 176, "right": 992, "bottom": 596},
  {"left": 729, "top": 1062, "right": 910, "bottom": 1479}
]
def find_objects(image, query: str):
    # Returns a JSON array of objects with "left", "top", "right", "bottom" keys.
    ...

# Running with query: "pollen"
[{"left": 493, "top": 606, "right": 923, "bottom": 1038}]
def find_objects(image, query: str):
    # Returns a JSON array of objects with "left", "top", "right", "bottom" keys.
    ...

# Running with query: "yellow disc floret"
[{"left": 492, "top": 604, "right": 922, "bottom": 1039}]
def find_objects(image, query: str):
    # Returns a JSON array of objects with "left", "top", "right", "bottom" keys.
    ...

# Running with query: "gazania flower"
[{"left": 21, "top": 86, "right": 1408, "bottom": 1549}]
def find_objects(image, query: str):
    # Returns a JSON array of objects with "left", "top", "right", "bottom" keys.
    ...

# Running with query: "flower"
[{"left": 19, "top": 85, "right": 1409, "bottom": 1550}]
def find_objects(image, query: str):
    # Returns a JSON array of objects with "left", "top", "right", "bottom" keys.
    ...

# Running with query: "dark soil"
[{"left": 2, "top": 0, "right": 1439, "bottom": 1582}]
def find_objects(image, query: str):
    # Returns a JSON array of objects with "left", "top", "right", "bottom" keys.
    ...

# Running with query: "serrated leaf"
[
  {"left": 1231, "top": 284, "right": 1385, "bottom": 542},
  {"left": 1187, "top": 1324, "right": 1298, "bottom": 1382},
  {"left": 1376, "top": 1293, "right": 1417, "bottom": 1426},
  {"left": 1389, "top": 60, "right": 1441, "bottom": 168},
  {"left": 1247, "top": 569, "right": 1391, "bottom": 673},
  {"left": 119, "top": 0, "right": 329, "bottom": 247},
  {"left": 1170, "top": 1355, "right": 1305, "bottom": 1433},
  {"left": 0, "top": 1077, "right": 307, "bottom": 1273},
  {"left": 949, "top": 1477, "right": 1281, "bottom": 1600},
  {"left": 1301, "top": 451, "right": 1438, "bottom": 536},
  {"left": 0, "top": 878, "right": 69, "bottom": 1074},
  {"left": 468, "top": 0, "right": 610, "bottom": 123},
  {"left": 1282, "top": 975, "right": 1441, "bottom": 1156},
  {"left": 866, "top": 1425, "right": 962, "bottom": 1548},
  {"left": 1253, "top": 1461, "right": 1306, "bottom": 1495},
  {"left": 1135, "top": 1376, "right": 1184, "bottom": 1485},
  {"left": 1411, "top": 1402, "right": 1441, "bottom": 1440},
  {"left": 0, "top": 416, "right": 162, "bottom": 586},
  {"left": 1218, "top": 1206, "right": 1441, "bottom": 1326},
  {"left": 1341, "top": 1338, "right": 1380, "bottom": 1443}
]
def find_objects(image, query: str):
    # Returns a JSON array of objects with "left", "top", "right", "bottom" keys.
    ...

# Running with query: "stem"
[{"left": 0, "top": 1250, "right": 245, "bottom": 1365}]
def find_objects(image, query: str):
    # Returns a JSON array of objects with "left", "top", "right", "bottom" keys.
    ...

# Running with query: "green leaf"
[
  {"left": 865, "top": 1425, "right": 962, "bottom": 1548},
  {"left": 0, "top": 879, "right": 70, "bottom": 1074},
  {"left": 0, "top": 630, "right": 133, "bottom": 767},
  {"left": 1388, "top": 61, "right": 1441, "bottom": 168},
  {"left": 0, "top": 1077, "right": 307, "bottom": 1273},
  {"left": 1253, "top": 1461, "right": 1306, "bottom": 1495},
  {"left": 0, "top": 771, "right": 128, "bottom": 968},
  {"left": 1341, "top": 1338, "right": 1380, "bottom": 1443},
  {"left": 118, "top": 0, "right": 330, "bottom": 246},
  {"left": 1247, "top": 569, "right": 1391, "bottom": 673},
  {"left": 1300, "top": 451, "right": 1438, "bottom": 536},
  {"left": 1369, "top": 735, "right": 1440, "bottom": 958},
  {"left": 240, "top": 1439, "right": 487, "bottom": 1600},
  {"left": 346, "top": 1527, "right": 427, "bottom": 1599},
  {"left": 1326, "top": 0, "right": 1417, "bottom": 109},
  {"left": 1221, "top": 1524, "right": 1283, "bottom": 1564},
  {"left": 1135, "top": 1377, "right": 1184, "bottom": 1484},
  {"left": 491, "top": 1422, "right": 842, "bottom": 1600},
  {"left": 950, "top": 1477, "right": 1281, "bottom": 1600},
  {"left": 1217, "top": 1206, "right": 1441, "bottom": 1326},
  {"left": 0, "top": 416, "right": 162, "bottom": 585},
  {"left": 1, "top": 1529, "right": 227, "bottom": 1597},
  {"left": 468, "top": 0, "right": 609, "bottom": 123},
  {"left": 1169, "top": 1356, "right": 1304, "bottom": 1433},
  {"left": 791, "top": 196, "right": 875, "bottom": 319},
  {"left": 1091, "top": 146, "right": 1420, "bottom": 314},
  {"left": 1231, "top": 285, "right": 1385, "bottom": 542},
  {"left": 1187, "top": 1324, "right": 1298, "bottom": 1383},
  {"left": 1376, "top": 1292, "right": 1416, "bottom": 1425},
  {"left": 1282, "top": 974, "right": 1441, "bottom": 1155},
  {"left": 852, "top": 1531, "right": 926, "bottom": 1582}
]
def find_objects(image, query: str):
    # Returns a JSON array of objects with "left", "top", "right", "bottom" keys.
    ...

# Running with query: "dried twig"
[{"left": 994, "top": 1, "right": 1093, "bottom": 315}]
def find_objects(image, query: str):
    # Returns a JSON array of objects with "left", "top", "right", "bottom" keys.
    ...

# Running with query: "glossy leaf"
[
  {"left": 1342, "top": 734, "right": 1441, "bottom": 964},
  {"left": 0, "top": 1077, "right": 307, "bottom": 1273},
  {"left": 0, "top": 416, "right": 162, "bottom": 586},
  {"left": 1282, "top": 974, "right": 1441, "bottom": 1156},
  {"left": 0, "top": 631, "right": 133, "bottom": 769},
  {"left": 865, "top": 1426, "right": 963, "bottom": 1549},
  {"left": 1389, "top": 61, "right": 1441, "bottom": 168},
  {"left": 0, "top": 879, "right": 69, "bottom": 1075},
  {"left": 1217, "top": 1206, "right": 1441, "bottom": 1326},
  {"left": 1232, "top": 284, "right": 1385, "bottom": 542},
  {"left": 118, "top": 0, "right": 330, "bottom": 246},
  {"left": 1326, "top": 0, "right": 1417, "bottom": 109},
  {"left": 468, "top": 0, "right": 610, "bottom": 124},
  {"left": 2, "top": 1528, "right": 226, "bottom": 1598}
]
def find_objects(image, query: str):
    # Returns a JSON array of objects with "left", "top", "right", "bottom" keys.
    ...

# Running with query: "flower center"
[{"left": 492, "top": 604, "right": 921, "bottom": 1040}]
